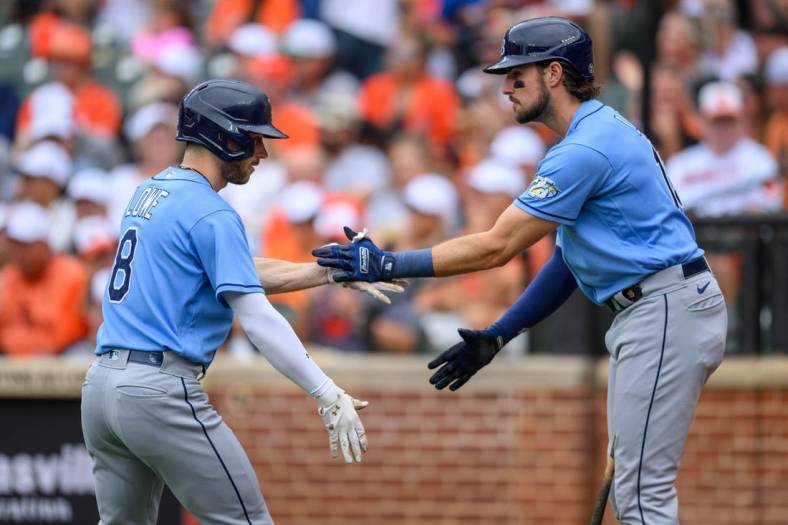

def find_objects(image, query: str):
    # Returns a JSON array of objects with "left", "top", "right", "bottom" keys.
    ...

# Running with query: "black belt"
[
  {"left": 127, "top": 350, "right": 164, "bottom": 367},
  {"left": 605, "top": 257, "right": 710, "bottom": 314}
]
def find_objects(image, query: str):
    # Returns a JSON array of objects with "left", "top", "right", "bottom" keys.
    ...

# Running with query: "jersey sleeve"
[
  {"left": 189, "top": 210, "right": 263, "bottom": 304},
  {"left": 514, "top": 143, "right": 611, "bottom": 225}
]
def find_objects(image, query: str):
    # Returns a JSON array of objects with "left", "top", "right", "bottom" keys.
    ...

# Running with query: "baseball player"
[
  {"left": 313, "top": 17, "right": 727, "bottom": 524},
  {"left": 81, "top": 79, "right": 380, "bottom": 525}
]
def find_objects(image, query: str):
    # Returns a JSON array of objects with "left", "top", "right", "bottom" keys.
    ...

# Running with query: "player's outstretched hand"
[
  {"left": 312, "top": 227, "right": 395, "bottom": 283},
  {"left": 316, "top": 382, "right": 368, "bottom": 463},
  {"left": 427, "top": 328, "right": 504, "bottom": 391},
  {"left": 327, "top": 269, "right": 409, "bottom": 304}
]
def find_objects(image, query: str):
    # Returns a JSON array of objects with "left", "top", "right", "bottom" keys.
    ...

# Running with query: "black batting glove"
[{"left": 427, "top": 327, "right": 504, "bottom": 391}]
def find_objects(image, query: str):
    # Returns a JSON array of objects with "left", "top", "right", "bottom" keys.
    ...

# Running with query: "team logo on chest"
[{"left": 526, "top": 176, "right": 559, "bottom": 199}]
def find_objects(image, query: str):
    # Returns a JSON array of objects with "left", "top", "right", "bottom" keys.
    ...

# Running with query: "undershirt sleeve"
[{"left": 225, "top": 291, "right": 332, "bottom": 398}]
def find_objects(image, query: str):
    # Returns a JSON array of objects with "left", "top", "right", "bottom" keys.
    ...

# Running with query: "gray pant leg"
[
  {"left": 82, "top": 363, "right": 164, "bottom": 525},
  {"left": 606, "top": 356, "right": 619, "bottom": 514},
  {"left": 109, "top": 365, "right": 273, "bottom": 525},
  {"left": 605, "top": 275, "right": 726, "bottom": 524}
]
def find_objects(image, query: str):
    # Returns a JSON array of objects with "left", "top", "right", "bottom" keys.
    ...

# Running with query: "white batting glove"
[
  {"left": 327, "top": 269, "right": 408, "bottom": 304},
  {"left": 315, "top": 381, "right": 368, "bottom": 463}
]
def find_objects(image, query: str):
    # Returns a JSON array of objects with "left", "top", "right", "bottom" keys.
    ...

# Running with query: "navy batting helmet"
[
  {"left": 176, "top": 79, "right": 288, "bottom": 162},
  {"left": 483, "top": 17, "right": 594, "bottom": 80}
]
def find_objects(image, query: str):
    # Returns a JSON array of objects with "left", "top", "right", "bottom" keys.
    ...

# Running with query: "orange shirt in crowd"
[
  {"left": 271, "top": 103, "right": 319, "bottom": 150},
  {"left": 763, "top": 112, "right": 788, "bottom": 206},
  {"left": 206, "top": 0, "right": 300, "bottom": 42},
  {"left": 359, "top": 73, "right": 459, "bottom": 145},
  {"left": 0, "top": 255, "right": 89, "bottom": 356},
  {"left": 17, "top": 81, "right": 122, "bottom": 137}
]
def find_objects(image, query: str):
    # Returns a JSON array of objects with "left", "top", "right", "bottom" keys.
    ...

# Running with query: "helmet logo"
[{"left": 561, "top": 35, "right": 577, "bottom": 45}]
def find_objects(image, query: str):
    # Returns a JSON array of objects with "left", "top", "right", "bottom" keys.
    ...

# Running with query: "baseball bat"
[{"left": 589, "top": 456, "right": 614, "bottom": 525}]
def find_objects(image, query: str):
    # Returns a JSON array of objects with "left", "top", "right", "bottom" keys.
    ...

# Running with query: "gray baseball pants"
[
  {"left": 605, "top": 262, "right": 727, "bottom": 524},
  {"left": 81, "top": 349, "right": 274, "bottom": 525}
]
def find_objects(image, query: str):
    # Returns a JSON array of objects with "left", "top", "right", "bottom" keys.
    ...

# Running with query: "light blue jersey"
[
  {"left": 515, "top": 100, "right": 703, "bottom": 304},
  {"left": 96, "top": 167, "right": 263, "bottom": 365}
]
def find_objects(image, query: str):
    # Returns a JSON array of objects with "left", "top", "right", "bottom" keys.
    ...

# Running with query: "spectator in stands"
[
  {"left": 0, "top": 202, "right": 89, "bottom": 356},
  {"left": 223, "top": 23, "right": 277, "bottom": 79},
  {"left": 108, "top": 102, "right": 180, "bottom": 227},
  {"left": 13, "top": 140, "right": 74, "bottom": 251},
  {"left": 205, "top": 0, "right": 299, "bottom": 47},
  {"left": 317, "top": 92, "right": 390, "bottom": 203},
  {"left": 365, "top": 133, "right": 434, "bottom": 244},
  {"left": 245, "top": 54, "right": 319, "bottom": 152},
  {"left": 650, "top": 64, "right": 702, "bottom": 160},
  {"left": 668, "top": 81, "right": 781, "bottom": 304},
  {"left": 129, "top": 34, "right": 202, "bottom": 109},
  {"left": 19, "top": 20, "right": 122, "bottom": 138},
  {"left": 667, "top": 81, "right": 780, "bottom": 217},
  {"left": 72, "top": 215, "right": 117, "bottom": 350},
  {"left": 17, "top": 83, "right": 75, "bottom": 150},
  {"left": 736, "top": 74, "right": 769, "bottom": 142},
  {"left": 358, "top": 32, "right": 459, "bottom": 152},
  {"left": 762, "top": 46, "right": 788, "bottom": 201},
  {"left": 320, "top": 0, "right": 400, "bottom": 79},
  {"left": 280, "top": 19, "right": 359, "bottom": 109},
  {"left": 488, "top": 125, "right": 546, "bottom": 184},
  {"left": 67, "top": 168, "right": 111, "bottom": 222},
  {"left": 656, "top": 11, "right": 702, "bottom": 87},
  {"left": 462, "top": 158, "right": 552, "bottom": 278},
  {"left": 698, "top": 0, "right": 758, "bottom": 81}
]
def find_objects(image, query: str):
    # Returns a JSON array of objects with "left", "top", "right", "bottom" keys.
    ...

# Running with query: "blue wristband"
[
  {"left": 489, "top": 247, "right": 577, "bottom": 345},
  {"left": 391, "top": 249, "right": 435, "bottom": 278}
]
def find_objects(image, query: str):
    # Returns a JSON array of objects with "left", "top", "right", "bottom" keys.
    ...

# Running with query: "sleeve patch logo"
[{"left": 526, "top": 176, "right": 559, "bottom": 199}]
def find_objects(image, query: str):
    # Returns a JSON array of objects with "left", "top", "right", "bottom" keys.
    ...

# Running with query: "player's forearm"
[
  {"left": 254, "top": 258, "right": 329, "bottom": 294},
  {"left": 226, "top": 291, "right": 333, "bottom": 397},
  {"left": 431, "top": 231, "right": 513, "bottom": 276},
  {"left": 396, "top": 206, "right": 557, "bottom": 278}
]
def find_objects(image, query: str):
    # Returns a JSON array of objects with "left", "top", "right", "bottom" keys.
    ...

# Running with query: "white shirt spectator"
[
  {"left": 667, "top": 138, "right": 780, "bottom": 217},
  {"left": 699, "top": 30, "right": 758, "bottom": 81},
  {"left": 320, "top": 0, "right": 399, "bottom": 47},
  {"left": 219, "top": 162, "right": 287, "bottom": 254}
]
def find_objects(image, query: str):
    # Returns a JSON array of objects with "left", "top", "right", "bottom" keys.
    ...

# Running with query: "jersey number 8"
[{"left": 109, "top": 228, "right": 138, "bottom": 302}]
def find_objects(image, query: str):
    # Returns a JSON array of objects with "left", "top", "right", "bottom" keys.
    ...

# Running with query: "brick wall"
[
  {"left": 2, "top": 354, "right": 784, "bottom": 524},
  {"left": 193, "top": 354, "right": 788, "bottom": 525}
]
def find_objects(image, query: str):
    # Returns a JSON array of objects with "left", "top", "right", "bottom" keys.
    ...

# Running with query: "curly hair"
[{"left": 540, "top": 61, "right": 600, "bottom": 101}]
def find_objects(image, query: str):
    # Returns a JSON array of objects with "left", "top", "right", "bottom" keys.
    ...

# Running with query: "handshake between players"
[{"left": 313, "top": 227, "right": 501, "bottom": 392}]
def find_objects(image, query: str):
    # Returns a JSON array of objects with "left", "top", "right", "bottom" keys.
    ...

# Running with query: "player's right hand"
[
  {"left": 315, "top": 382, "right": 368, "bottom": 463},
  {"left": 427, "top": 328, "right": 504, "bottom": 391},
  {"left": 312, "top": 227, "right": 395, "bottom": 282},
  {"left": 327, "top": 268, "right": 409, "bottom": 304}
]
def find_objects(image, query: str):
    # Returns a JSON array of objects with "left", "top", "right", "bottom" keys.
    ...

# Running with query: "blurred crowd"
[{"left": 0, "top": 0, "right": 785, "bottom": 358}]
